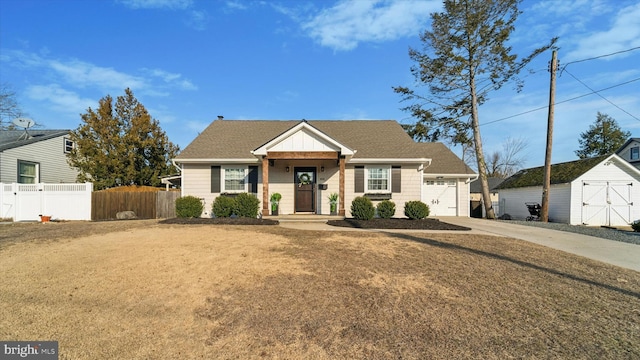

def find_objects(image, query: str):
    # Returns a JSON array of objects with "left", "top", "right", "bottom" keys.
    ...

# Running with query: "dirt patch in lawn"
[{"left": 1, "top": 223, "right": 639, "bottom": 359}]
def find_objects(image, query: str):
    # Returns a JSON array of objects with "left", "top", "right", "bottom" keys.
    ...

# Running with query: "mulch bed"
[
  {"left": 329, "top": 218, "right": 471, "bottom": 230},
  {"left": 160, "top": 217, "right": 471, "bottom": 230},
  {"left": 160, "top": 218, "right": 279, "bottom": 225}
]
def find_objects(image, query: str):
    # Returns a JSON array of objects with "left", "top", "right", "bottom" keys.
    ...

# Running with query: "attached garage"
[
  {"left": 418, "top": 142, "right": 477, "bottom": 217},
  {"left": 495, "top": 154, "right": 640, "bottom": 226}
]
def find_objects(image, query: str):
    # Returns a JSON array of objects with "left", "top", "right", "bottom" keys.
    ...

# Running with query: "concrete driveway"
[{"left": 437, "top": 217, "right": 640, "bottom": 272}]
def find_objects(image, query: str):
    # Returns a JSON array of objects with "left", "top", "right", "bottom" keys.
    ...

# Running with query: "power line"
[
  {"left": 480, "top": 77, "right": 640, "bottom": 126},
  {"left": 561, "top": 46, "right": 640, "bottom": 69},
  {"left": 563, "top": 69, "right": 640, "bottom": 121}
]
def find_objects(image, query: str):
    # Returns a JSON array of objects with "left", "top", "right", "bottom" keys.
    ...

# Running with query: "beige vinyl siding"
[
  {"left": 1, "top": 135, "right": 78, "bottom": 183},
  {"left": 180, "top": 164, "right": 219, "bottom": 216},
  {"left": 345, "top": 164, "right": 423, "bottom": 218}
]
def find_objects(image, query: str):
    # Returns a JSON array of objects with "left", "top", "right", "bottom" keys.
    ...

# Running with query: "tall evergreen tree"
[
  {"left": 394, "top": 0, "right": 556, "bottom": 219},
  {"left": 575, "top": 112, "right": 630, "bottom": 159},
  {"left": 68, "top": 88, "right": 180, "bottom": 189}
]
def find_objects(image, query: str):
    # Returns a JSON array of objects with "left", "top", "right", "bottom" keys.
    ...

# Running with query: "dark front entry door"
[{"left": 295, "top": 167, "right": 316, "bottom": 213}]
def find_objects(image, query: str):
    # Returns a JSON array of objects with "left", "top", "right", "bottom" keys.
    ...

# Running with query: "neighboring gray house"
[
  {"left": 495, "top": 154, "right": 640, "bottom": 226},
  {"left": 0, "top": 129, "right": 79, "bottom": 183},
  {"left": 616, "top": 137, "right": 640, "bottom": 170},
  {"left": 174, "top": 119, "right": 477, "bottom": 217}
]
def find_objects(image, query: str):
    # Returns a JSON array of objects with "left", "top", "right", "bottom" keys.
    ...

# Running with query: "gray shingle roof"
[
  {"left": 0, "top": 130, "right": 71, "bottom": 152},
  {"left": 417, "top": 142, "right": 476, "bottom": 175},
  {"left": 177, "top": 120, "right": 423, "bottom": 160},
  {"left": 175, "top": 120, "right": 475, "bottom": 176}
]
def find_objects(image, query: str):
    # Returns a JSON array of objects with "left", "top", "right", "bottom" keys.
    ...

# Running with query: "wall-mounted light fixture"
[
  {"left": 269, "top": 159, "right": 275, "bottom": 167},
  {"left": 286, "top": 166, "right": 290, "bottom": 172},
  {"left": 320, "top": 166, "right": 325, "bottom": 172}
]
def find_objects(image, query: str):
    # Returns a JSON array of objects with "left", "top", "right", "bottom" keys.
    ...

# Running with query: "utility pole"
[{"left": 541, "top": 49, "right": 557, "bottom": 222}]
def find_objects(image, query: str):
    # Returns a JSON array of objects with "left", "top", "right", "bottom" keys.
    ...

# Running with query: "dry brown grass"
[{"left": 1, "top": 221, "right": 639, "bottom": 359}]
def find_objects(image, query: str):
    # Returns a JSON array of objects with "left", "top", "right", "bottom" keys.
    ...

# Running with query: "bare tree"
[
  {"left": 0, "top": 83, "right": 26, "bottom": 129},
  {"left": 486, "top": 137, "right": 528, "bottom": 178}
]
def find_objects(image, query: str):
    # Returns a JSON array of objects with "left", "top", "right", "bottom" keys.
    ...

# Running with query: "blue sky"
[{"left": 1, "top": 0, "right": 639, "bottom": 169}]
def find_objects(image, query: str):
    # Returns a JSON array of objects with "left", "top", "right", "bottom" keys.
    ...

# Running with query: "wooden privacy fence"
[{"left": 92, "top": 191, "right": 180, "bottom": 220}]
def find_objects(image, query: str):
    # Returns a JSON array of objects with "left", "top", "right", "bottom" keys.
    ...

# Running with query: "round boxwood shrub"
[
  {"left": 376, "top": 200, "right": 396, "bottom": 219},
  {"left": 404, "top": 200, "right": 430, "bottom": 220},
  {"left": 175, "top": 195, "right": 203, "bottom": 218},
  {"left": 351, "top": 196, "right": 375, "bottom": 220},
  {"left": 632, "top": 220, "right": 640, "bottom": 232},
  {"left": 234, "top": 192, "right": 260, "bottom": 218},
  {"left": 212, "top": 196, "right": 236, "bottom": 218}
]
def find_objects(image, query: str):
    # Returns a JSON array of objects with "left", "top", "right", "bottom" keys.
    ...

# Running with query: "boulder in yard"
[{"left": 116, "top": 211, "right": 137, "bottom": 220}]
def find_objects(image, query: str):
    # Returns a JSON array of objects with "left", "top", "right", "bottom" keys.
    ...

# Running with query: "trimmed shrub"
[
  {"left": 632, "top": 220, "right": 640, "bottom": 232},
  {"left": 212, "top": 196, "right": 236, "bottom": 218},
  {"left": 175, "top": 195, "right": 203, "bottom": 218},
  {"left": 235, "top": 192, "right": 260, "bottom": 218},
  {"left": 404, "top": 200, "right": 430, "bottom": 220},
  {"left": 351, "top": 196, "right": 375, "bottom": 220},
  {"left": 376, "top": 200, "right": 396, "bottom": 219}
]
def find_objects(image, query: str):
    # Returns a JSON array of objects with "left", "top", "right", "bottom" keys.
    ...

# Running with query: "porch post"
[
  {"left": 262, "top": 156, "right": 269, "bottom": 215},
  {"left": 339, "top": 156, "right": 346, "bottom": 216}
]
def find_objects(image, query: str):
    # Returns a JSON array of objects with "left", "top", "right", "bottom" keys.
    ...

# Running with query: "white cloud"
[
  {"left": 143, "top": 68, "right": 198, "bottom": 90},
  {"left": 119, "top": 0, "right": 193, "bottom": 10},
  {"left": 225, "top": 1, "right": 247, "bottom": 11},
  {"left": 185, "top": 10, "right": 209, "bottom": 31},
  {"left": 49, "top": 59, "right": 146, "bottom": 90},
  {"left": 300, "top": 0, "right": 440, "bottom": 51},
  {"left": 566, "top": 3, "right": 640, "bottom": 60},
  {"left": 3, "top": 50, "right": 197, "bottom": 94},
  {"left": 25, "top": 84, "right": 95, "bottom": 115}
]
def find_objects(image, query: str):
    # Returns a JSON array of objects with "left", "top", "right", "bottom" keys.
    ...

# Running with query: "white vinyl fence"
[{"left": 1, "top": 183, "right": 93, "bottom": 221}]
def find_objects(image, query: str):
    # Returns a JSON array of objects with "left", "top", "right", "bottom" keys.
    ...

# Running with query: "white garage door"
[
  {"left": 582, "top": 181, "right": 632, "bottom": 226},
  {"left": 423, "top": 179, "right": 457, "bottom": 216}
]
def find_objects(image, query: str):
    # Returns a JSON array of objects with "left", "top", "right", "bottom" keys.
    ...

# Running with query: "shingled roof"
[
  {"left": 495, "top": 155, "right": 608, "bottom": 190},
  {"left": 177, "top": 120, "right": 430, "bottom": 160},
  {"left": 417, "top": 142, "right": 476, "bottom": 175},
  {"left": 0, "top": 130, "right": 71, "bottom": 152}
]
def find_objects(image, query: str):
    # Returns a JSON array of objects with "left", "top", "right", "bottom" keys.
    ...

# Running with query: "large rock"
[{"left": 116, "top": 211, "right": 137, "bottom": 220}]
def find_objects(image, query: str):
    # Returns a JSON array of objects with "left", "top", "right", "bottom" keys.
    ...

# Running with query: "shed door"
[
  {"left": 582, "top": 181, "right": 632, "bottom": 226},
  {"left": 423, "top": 179, "right": 457, "bottom": 216}
]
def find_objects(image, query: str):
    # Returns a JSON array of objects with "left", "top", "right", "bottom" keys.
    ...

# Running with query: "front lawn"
[{"left": 1, "top": 223, "right": 638, "bottom": 358}]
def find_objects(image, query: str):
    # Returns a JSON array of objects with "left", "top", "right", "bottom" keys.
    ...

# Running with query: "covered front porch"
[
  {"left": 251, "top": 121, "right": 354, "bottom": 216},
  {"left": 259, "top": 153, "right": 347, "bottom": 216}
]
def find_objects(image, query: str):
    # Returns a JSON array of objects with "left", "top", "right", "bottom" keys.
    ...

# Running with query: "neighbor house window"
[
  {"left": 631, "top": 147, "right": 639, "bottom": 160},
  {"left": 366, "top": 166, "right": 390, "bottom": 192},
  {"left": 18, "top": 161, "right": 39, "bottom": 184},
  {"left": 223, "top": 167, "right": 247, "bottom": 192},
  {"left": 64, "top": 138, "right": 75, "bottom": 153}
]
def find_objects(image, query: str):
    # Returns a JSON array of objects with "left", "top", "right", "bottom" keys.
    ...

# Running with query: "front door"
[{"left": 295, "top": 167, "right": 316, "bottom": 213}]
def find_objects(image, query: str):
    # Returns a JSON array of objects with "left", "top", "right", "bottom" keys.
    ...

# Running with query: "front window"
[
  {"left": 366, "top": 167, "right": 390, "bottom": 192},
  {"left": 631, "top": 147, "right": 639, "bottom": 160},
  {"left": 223, "top": 167, "right": 246, "bottom": 192},
  {"left": 18, "top": 161, "right": 39, "bottom": 184}
]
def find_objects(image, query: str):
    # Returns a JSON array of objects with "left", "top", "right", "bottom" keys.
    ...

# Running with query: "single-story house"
[
  {"left": 173, "top": 119, "right": 477, "bottom": 217},
  {"left": 616, "top": 137, "right": 640, "bottom": 170},
  {"left": 494, "top": 154, "right": 640, "bottom": 226},
  {"left": 0, "top": 129, "right": 78, "bottom": 184}
]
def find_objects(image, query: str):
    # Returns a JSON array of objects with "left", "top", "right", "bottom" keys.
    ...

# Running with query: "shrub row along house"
[{"left": 174, "top": 119, "right": 477, "bottom": 217}]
